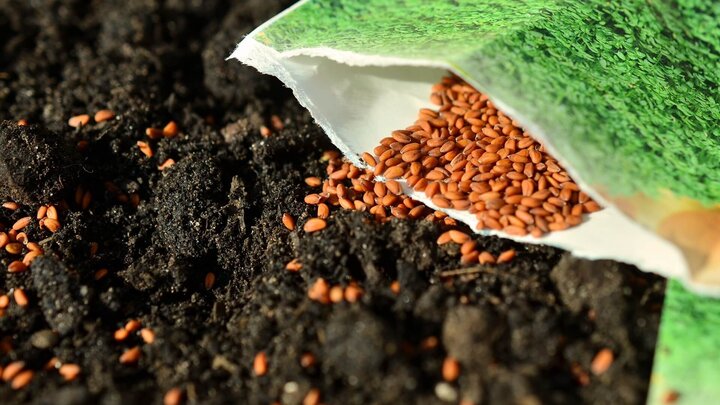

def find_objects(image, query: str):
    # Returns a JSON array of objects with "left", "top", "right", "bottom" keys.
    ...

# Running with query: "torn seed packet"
[{"left": 231, "top": 0, "right": 720, "bottom": 295}]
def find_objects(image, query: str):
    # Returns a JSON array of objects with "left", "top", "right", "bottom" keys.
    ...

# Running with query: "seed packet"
[{"left": 231, "top": 0, "right": 720, "bottom": 295}]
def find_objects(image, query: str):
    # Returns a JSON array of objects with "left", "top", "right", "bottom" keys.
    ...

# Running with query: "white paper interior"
[{"left": 230, "top": 37, "right": 706, "bottom": 292}]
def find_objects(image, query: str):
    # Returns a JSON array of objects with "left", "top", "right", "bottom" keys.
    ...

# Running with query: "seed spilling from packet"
[{"left": 363, "top": 75, "right": 601, "bottom": 237}]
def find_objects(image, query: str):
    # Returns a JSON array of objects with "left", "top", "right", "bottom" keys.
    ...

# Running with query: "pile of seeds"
[
  {"left": 361, "top": 75, "right": 601, "bottom": 237},
  {"left": 294, "top": 151, "right": 520, "bottom": 270}
]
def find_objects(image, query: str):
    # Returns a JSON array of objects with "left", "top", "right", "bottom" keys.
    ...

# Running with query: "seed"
[
  {"left": 0, "top": 232, "right": 7, "bottom": 248},
  {"left": 17, "top": 119, "right": 28, "bottom": 126},
  {"left": 303, "top": 218, "right": 326, "bottom": 233},
  {"left": 442, "top": 357, "right": 460, "bottom": 382},
  {"left": 8, "top": 261, "right": 28, "bottom": 273},
  {"left": 383, "top": 166, "right": 405, "bottom": 179},
  {"left": 164, "top": 388, "right": 183, "bottom": 405},
  {"left": 59, "top": 364, "right": 81, "bottom": 381},
  {"left": 282, "top": 213, "right": 296, "bottom": 230},
  {"left": 329, "top": 286, "right": 344, "bottom": 303},
  {"left": 253, "top": 352, "right": 268, "bottom": 376},
  {"left": 286, "top": 259, "right": 302, "bottom": 272},
  {"left": 432, "top": 195, "right": 451, "bottom": 208},
  {"left": 12, "top": 289, "right": 28, "bottom": 307},
  {"left": 0, "top": 295, "right": 9, "bottom": 308},
  {"left": 44, "top": 205, "right": 58, "bottom": 220},
  {"left": 436, "top": 231, "right": 452, "bottom": 245},
  {"left": 461, "top": 250, "right": 479, "bottom": 264},
  {"left": 12, "top": 217, "right": 31, "bottom": 231},
  {"left": 204, "top": 272, "right": 216, "bottom": 289},
  {"left": 68, "top": 114, "right": 90, "bottom": 128},
  {"left": 503, "top": 225, "right": 528, "bottom": 236},
  {"left": 94, "top": 109, "right": 115, "bottom": 122},
  {"left": 303, "top": 389, "right": 321, "bottom": 405},
  {"left": 11, "top": 370, "right": 33, "bottom": 390},
  {"left": 114, "top": 328, "right": 129, "bottom": 341},
  {"left": 448, "top": 230, "right": 470, "bottom": 244},
  {"left": 300, "top": 353, "right": 316, "bottom": 368},
  {"left": 344, "top": 284, "right": 363, "bottom": 303},
  {"left": 260, "top": 126, "right": 271, "bottom": 137},
  {"left": 36, "top": 205, "right": 47, "bottom": 219},
  {"left": 137, "top": 141, "right": 153, "bottom": 158},
  {"left": 119, "top": 346, "right": 141, "bottom": 365},
  {"left": 305, "top": 177, "right": 322, "bottom": 187},
  {"left": 94, "top": 268, "right": 109, "bottom": 280},
  {"left": 125, "top": 319, "right": 141, "bottom": 332},
  {"left": 478, "top": 251, "right": 496, "bottom": 265},
  {"left": 497, "top": 249, "right": 516, "bottom": 263},
  {"left": 6, "top": 242, "right": 22, "bottom": 254},
  {"left": 591, "top": 348, "right": 614, "bottom": 375},
  {"left": 158, "top": 159, "right": 176, "bottom": 171},
  {"left": 361, "top": 152, "right": 377, "bottom": 167},
  {"left": 146, "top": 128, "right": 163, "bottom": 139},
  {"left": 460, "top": 240, "right": 477, "bottom": 255},
  {"left": 308, "top": 278, "right": 330, "bottom": 304},
  {"left": 304, "top": 194, "right": 323, "bottom": 205},
  {"left": 390, "top": 280, "right": 400, "bottom": 294},
  {"left": 2, "top": 202, "right": 19, "bottom": 210},
  {"left": 2, "top": 361, "right": 25, "bottom": 381},
  {"left": 317, "top": 203, "right": 330, "bottom": 219},
  {"left": 163, "top": 121, "right": 179, "bottom": 138},
  {"left": 140, "top": 328, "right": 155, "bottom": 344}
]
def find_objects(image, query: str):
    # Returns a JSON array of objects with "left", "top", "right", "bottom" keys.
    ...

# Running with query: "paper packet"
[{"left": 231, "top": 0, "right": 720, "bottom": 295}]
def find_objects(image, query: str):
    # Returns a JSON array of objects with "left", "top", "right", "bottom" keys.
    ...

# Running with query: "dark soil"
[{"left": 0, "top": 1, "right": 665, "bottom": 404}]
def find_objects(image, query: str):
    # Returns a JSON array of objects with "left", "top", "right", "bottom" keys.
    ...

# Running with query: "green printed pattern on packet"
[
  {"left": 259, "top": 0, "right": 720, "bottom": 205},
  {"left": 648, "top": 280, "right": 720, "bottom": 405}
]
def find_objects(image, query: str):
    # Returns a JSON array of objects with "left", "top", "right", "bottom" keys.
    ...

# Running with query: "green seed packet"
[{"left": 231, "top": 0, "right": 720, "bottom": 295}]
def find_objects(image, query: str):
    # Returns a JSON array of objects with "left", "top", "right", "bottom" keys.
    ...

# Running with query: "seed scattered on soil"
[
  {"left": 2, "top": 202, "right": 19, "bottom": 210},
  {"left": 0, "top": 295, "right": 9, "bottom": 308},
  {"left": 308, "top": 278, "right": 330, "bottom": 304},
  {"left": 497, "top": 249, "right": 516, "bottom": 263},
  {"left": 137, "top": 141, "right": 153, "bottom": 158},
  {"left": 2, "top": 361, "right": 25, "bottom": 381},
  {"left": 204, "top": 272, "right": 216, "bottom": 289},
  {"left": 285, "top": 259, "right": 302, "bottom": 272},
  {"left": 390, "top": 281, "right": 400, "bottom": 295},
  {"left": 163, "top": 121, "right": 179, "bottom": 138},
  {"left": 94, "top": 109, "right": 115, "bottom": 123},
  {"left": 114, "top": 328, "right": 129, "bottom": 341},
  {"left": 140, "top": 328, "right": 155, "bottom": 344},
  {"left": 12, "top": 217, "right": 31, "bottom": 231},
  {"left": 304, "top": 177, "right": 322, "bottom": 187},
  {"left": 13, "top": 288, "right": 28, "bottom": 307},
  {"left": 68, "top": 114, "right": 90, "bottom": 128},
  {"left": 10, "top": 370, "right": 33, "bottom": 390},
  {"left": 5, "top": 242, "right": 22, "bottom": 255},
  {"left": 119, "top": 346, "right": 141, "bottom": 365},
  {"left": 94, "top": 268, "right": 109, "bottom": 280},
  {"left": 164, "top": 388, "right": 183, "bottom": 405},
  {"left": 260, "top": 126, "right": 271, "bottom": 137},
  {"left": 303, "top": 218, "right": 326, "bottom": 233},
  {"left": 158, "top": 159, "right": 176, "bottom": 171},
  {"left": 17, "top": 119, "right": 28, "bottom": 126},
  {"left": 591, "top": 348, "right": 614, "bottom": 375},
  {"left": 253, "top": 352, "right": 268, "bottom": 376},
  {"left": 303, "top": 388, "right": 321, "bottom": 405},
  {"left": 125, "top": 319, "right": 141, "bottom": 332},
  {"left": 59, "top": 364, "right": 81, "bottom": 381},
  {"left": 146, "top": 128, "right": 163, "bottom": 139},
  {"left": 36, "top": 205, "right": 47, "bottom": 219},
  {"left": 344, "top": 284, "right": 363, "bottom": 303},
  {"left": 43, "top": 218, "right": 61, "bottom": 233},
  {"left": 8, "top": 261, "right": 28, "bottom": 273},
  {"left": 442, "top": 356, "right": 460, "bottom": 382},
  {"left": 300, "top": 353, "right": 316, "bottom": 368},
  {"left": 329, "top": 286, "right": 344, "bottom": 303},
  {"left": 282, "top": 213, "right": 296, "bottom": 230}
]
